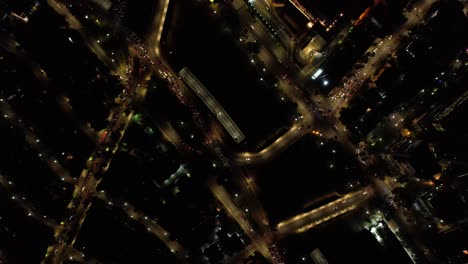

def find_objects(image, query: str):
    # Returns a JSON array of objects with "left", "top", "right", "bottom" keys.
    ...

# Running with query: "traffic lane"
[
  {"left": 277, "top": 189, "right": 371, "bottom": 234},
  {"left": 237, "top": 6, "right": 287, "bottom": 63},
  {"left": 277, "top": 189, "right": 365, "bottom": 228},
  {"left": 42, "top": 1, "right": 139, "bottom": 261},
  {"left": 252, "top": 37, "right": 310, "bottom": 111},
  {"left": 278, "top": 188, "right": 371, "bottom": 226},
  {"left": 44, "top": 95, "right": 133, "bottom": 262},
  {"left": 235, "top": 122, "right": 309, "bottom": 164},
  {"left": 250, "top": 0, "right": 274, "bottom": 22},
  {"left": 149, "top": 0, "right": 170, "bottom": 56},
  {"left": 117, "top": 202, "right": 189, "bottom": 263},
  {"left": 209, "top": 182, "right": 272, "bottom": 260},
  {"left": 233, "top": 4, "right": 321, "bottom": 163},
  {"left": 47, "top": 0, "right": 122, "bottom": 76},
  {"left": 250, "top": 24, "right": 287, "bottom": 62},
  {"left": 234, "top": 169, "right": 271, "bottom": 234},
  {"left": 251, "top": 0, "right": 296, "bottom": 52},
  {"left": 293, "top": 204, "right": 361, "bottom": 234},
  {"left": 329, "top": 0, "right": 435, "bottom": 110},
  {"left": 179, "top": 68, "right": 244, "bottom": 141},
  {"left": 235, "top": 107, "right": 314, "bottom": 164}
]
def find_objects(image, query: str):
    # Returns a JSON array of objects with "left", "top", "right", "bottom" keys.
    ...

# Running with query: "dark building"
[
  {"left": 0, "top": 1, "right": 10, "bottom": 22},
  {"left": 416, "top": 188, "right": 468, "bottom": 224},
  {"left": 204, "top": 242, "right": 225, "bottom": 263},
  {"left": 218, "top": 231, "right": 245, "bottom": 256},
  {"left": 393, "top": 141, "right": 440, "bottom": 179}
]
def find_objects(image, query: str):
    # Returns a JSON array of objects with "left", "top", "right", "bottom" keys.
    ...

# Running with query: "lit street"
[
  {"left": 277, "top": 188, "right": 373, "bottom": 235},
  {"left": 328, "top": 0, "right": 437, "bottom": 113},
  {"left": 1, "top": 0, "right": 466, "bottom": 263}
]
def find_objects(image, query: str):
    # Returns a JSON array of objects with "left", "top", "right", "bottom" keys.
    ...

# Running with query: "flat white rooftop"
[{"left": 179, "top": 67, "right": 245, "bottom": 143}]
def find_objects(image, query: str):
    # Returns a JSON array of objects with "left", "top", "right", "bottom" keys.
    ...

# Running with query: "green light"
[{"left": 131, "top": 113, "right": 143, "bottom": 124}]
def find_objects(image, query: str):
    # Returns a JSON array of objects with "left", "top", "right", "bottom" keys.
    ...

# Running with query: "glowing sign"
[{"left": 312, "top": 68, "right": 323, "bottom": 79}]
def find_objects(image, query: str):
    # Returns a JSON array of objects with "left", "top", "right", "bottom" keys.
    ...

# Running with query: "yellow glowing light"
[{"left": 401, "top": 128, "right": 412, "bottom": 137}]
